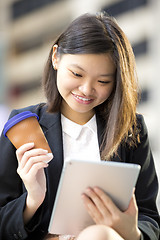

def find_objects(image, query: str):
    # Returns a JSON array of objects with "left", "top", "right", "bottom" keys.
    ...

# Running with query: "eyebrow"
[
  {"left": 69, "top": 64, "right": 85, "bottom": 72},
  {"left": 69, "top": 64, "right": 115, "bottom": 77}
]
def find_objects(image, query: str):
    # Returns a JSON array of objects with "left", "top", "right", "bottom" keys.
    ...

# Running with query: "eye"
[
  {"left": 71, "top": 71, "right": 82, "bottom": 77},
  {"left": 98, "top": 80, "right": 112, "bottom": 84}
]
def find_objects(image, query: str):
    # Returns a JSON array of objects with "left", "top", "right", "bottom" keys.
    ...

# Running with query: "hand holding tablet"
[{"left": 49, "top": 159, "right": 141, "bottom": 236}]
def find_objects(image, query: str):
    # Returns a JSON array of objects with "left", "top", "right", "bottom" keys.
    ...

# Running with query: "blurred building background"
[{"left": 0, "top": 0, "right": 160, "bottom": 209}]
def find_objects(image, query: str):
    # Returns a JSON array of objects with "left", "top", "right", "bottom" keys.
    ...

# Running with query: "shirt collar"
[{"left": 61, "top": 114, "right": 97, "bottom": 140}]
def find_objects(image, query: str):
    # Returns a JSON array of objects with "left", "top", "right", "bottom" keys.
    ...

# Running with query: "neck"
[{"left": 61, "top": 102, "right": 95, "bottom": 125}]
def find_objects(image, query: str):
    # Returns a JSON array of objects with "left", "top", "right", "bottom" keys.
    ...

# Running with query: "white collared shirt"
[{"left": 61, "top": 114, "right": 101, "bottom": 162}]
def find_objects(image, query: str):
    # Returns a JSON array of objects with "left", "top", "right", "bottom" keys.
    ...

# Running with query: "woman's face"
[{"left": 53, "top": 51, "right": 116, "bottom": 124}]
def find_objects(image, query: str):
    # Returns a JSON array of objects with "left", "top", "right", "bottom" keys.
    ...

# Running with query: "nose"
[{"left": 78, "top": 81, "right": 95, "bottom": 96}]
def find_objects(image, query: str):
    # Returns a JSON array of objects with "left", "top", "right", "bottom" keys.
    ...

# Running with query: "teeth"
[{"left": 75, "top": 95, "right": 91, "bottom": 101}]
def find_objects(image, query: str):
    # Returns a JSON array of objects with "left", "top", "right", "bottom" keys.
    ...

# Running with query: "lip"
[{"left": 71, "top": 93, "right": 94, "bottom": 104}]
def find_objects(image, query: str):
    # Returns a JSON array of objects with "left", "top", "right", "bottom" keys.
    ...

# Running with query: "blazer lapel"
[
  {"left": 38, "top": 107, "right": 64, "bottom": 210},
  {"left": 38, "top": 107, "right": 63, "bottom": 165}
]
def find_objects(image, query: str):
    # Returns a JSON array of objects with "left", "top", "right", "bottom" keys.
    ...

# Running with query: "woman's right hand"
[{"left": 16, "top": 142, "right": 53, "bottom": 223}]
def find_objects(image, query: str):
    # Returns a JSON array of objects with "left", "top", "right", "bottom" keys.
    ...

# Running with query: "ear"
[{"left": 52, "top": 44, "right": 59, "bottom": 70}]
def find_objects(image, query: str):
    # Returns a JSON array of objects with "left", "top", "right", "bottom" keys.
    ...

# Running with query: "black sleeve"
[
  {"left": 0, "top": 109, "right": 44, "bottom": 240},
  {"left": 128, "top": 115, "right": 160, "bottom": 239}
]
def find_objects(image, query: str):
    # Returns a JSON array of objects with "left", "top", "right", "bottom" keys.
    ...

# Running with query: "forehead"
[{"left": 59, "top": 53, "right": 116, "bottom": 73}]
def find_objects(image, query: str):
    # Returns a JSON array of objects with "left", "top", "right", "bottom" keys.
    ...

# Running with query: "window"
[
  {"left": 12, "top": 0, "right": 60, "bottom": 19},
  {"left": 132, "top": 39, "right": 148, "bottom": 57},
  {"left": 103, "top": 0, "right": 148, "bottom": 17}
]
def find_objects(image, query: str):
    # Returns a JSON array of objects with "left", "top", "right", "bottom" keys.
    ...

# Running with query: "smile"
[{"left": 72, "top": 93, "right": 94, "bottom": 104}]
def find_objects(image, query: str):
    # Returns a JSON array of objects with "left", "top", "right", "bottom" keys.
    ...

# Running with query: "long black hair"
[{"left": 42, "top": 12, "right": 139, "bottom": 160}]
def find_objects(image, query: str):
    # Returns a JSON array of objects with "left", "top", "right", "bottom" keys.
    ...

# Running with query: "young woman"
[{"left": 0, "top": 12, "right": 159, "bottom": 240}]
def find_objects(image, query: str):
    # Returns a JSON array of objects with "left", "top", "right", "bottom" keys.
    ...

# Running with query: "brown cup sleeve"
[{"left": 6, "top": 117, "right": 52, "bottom": 153}]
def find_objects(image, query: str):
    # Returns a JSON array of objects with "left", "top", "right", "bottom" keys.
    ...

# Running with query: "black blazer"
[{"left": 0, "top": 104, "right": 159, "bottom": 240}]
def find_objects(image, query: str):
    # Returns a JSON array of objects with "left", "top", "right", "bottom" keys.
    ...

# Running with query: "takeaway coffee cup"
[{"left": 3, "top": 111, "right": 51, "bottom": 153}]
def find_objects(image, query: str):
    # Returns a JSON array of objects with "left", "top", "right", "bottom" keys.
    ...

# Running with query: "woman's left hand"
[{"left": 82, "top": 187, "right": 141, "bottom": 240}]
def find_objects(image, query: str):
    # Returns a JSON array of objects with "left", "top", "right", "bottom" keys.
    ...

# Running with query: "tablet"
[{"left": 48, "top": 159, "right": 141, "bottom": 236}]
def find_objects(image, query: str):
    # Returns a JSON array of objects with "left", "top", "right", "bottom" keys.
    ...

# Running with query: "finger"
[
  {"left": 43, "top": 153, "right": 53, "bottom": 163},
  {"left": 85, "top": 188, "right": 108, "bottom": 212},
  {"left": 83, "top": 188, "right": 112, "bottom": 222},
  {"left": 25, "top": 161, "right": 48, "bottom": 176},
  {"left": 93, "top": 187, "right": 120, "bottom": 216},
  {"left": 18, "top": 152, "right": 53, "bottom": 173},
  {"left": 19, "top": 148, "right": 52, "bottom": 168},
  {"left": 81, "top": 193, "right": 102, "bottom": 223},
  {"left": 17, "top": 160, "right": 48, "bottom": 180},
  {"left": 16, "top": 142, "right": 35, "bottom": 162}
]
